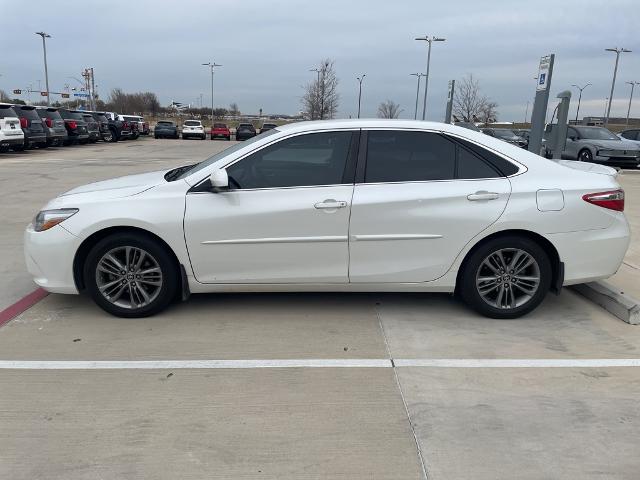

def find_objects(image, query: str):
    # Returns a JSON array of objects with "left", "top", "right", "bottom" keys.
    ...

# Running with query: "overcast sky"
[{"left": 1, "top": 0, "right": 639, "bottom": 121}]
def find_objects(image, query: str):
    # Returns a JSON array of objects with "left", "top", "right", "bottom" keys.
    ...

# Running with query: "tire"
[
  {"left": 154, "top": 135, "right": 159, "bottom": 139},
  {"left": 109, "top": 128, "right": 119, "bottom": 142},
  {"left": 578, "top": 148, "right": 593, "bottom": 163},
  {"left": 459, "top": 235, "right": 552, "bottom": 319},
  {"left": 227, "top": 136, "right": 230, "bottom": 141},
  {"left": 83, "top": 232, "right": 179, "bottom": 318}
]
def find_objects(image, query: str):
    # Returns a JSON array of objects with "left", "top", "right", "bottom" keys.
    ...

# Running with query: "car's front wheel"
[
  {"left": 578, "top": 148, "right": 593, "bottom": 163},
  {"left": 84, "top": 233, "right": 179, "bottom": 317},
  {"left": 459, "top": 235, "right": 551, "bottom": 319}
]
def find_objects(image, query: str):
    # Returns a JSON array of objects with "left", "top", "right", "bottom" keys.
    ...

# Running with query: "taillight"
[
  {"left": 582, "top": 189, "right": 625, "bottom": 212},
  {"left": 45, "top": 118, "right": 53, "bottom": 128},
  {"left": 19, "top": 118, "right": 28, "bottom": 128},
  {"left": 68, "top": 121, "right": 77, "bottom": 130}
]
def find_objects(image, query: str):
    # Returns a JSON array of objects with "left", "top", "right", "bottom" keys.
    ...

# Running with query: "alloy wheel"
[
  {"left": 95, "top": 246, "right": 163, "bottom": 309},
  {"left": 475, "top": 248, "right": 541, "bottom": 310}
]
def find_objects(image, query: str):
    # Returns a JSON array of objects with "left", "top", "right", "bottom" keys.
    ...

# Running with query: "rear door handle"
[
  {"left": 467, "top": 191, "right": 500, "bottom": 201},
  {"left": 314, "top": 199, "right": 348, "bottom": 209}
]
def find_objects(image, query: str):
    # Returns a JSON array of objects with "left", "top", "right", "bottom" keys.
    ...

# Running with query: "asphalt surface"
[{"left": 1, "top": 137, "right": 639, "bottom": 479}]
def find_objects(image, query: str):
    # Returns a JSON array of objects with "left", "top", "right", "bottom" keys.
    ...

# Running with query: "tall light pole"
[
  {"left": 604, "top": 47, "right": 631, "bottom": 126},
  {"left": 356, "top": 74, "right": 365, "bottom": 118},
  {"left": 202, "top": 62, "right": 222, "bottom": 124},
  {"left": 625, "top": 81, "right": 639, "bottom": 125},
  {"left": 414, "top": 35, "right": 445, "bottom": 120},
  {"left": 35, "top": 32, "right": 51, "bottom": 106},
  {"left": 571, "top": 83, "right": 591, "bottom": 123},
  {"left": 410, "top": 73, "right": 424, "bottom": 120}
]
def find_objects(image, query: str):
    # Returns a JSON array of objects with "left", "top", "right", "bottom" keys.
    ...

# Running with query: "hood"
[
  {"left": 60, "top": 170, "right": 167, "bottom": 199},
  {"left": 587, "top": 139, "right": 640, "bottom": 150}
]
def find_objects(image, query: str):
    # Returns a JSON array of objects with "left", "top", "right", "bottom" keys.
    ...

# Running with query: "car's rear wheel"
[
  {"left": 84, "top": 233, "right": 179, "bottom": 318},
  {"left": 578, "top": 148, "right": 593, "bottom": 162},
  {"left": 459, "top": 235, "right": 551, "bottom": 319}
]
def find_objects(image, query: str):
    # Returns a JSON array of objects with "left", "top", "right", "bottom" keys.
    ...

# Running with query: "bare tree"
[
  {"left": 377, "top": 100, "right": 403, "bottom": 119},
  {"left": 479, "top": 101, "right": 499, "bottom": 125},
  {"left": 302, "top": 59, "right": 339, "bottom": 120},
  {"left": 0, "top": 89, "right": 10, "bottom": 102},
  {"left": 453, "top": 73, "right": 498, "bottom": 123},
  {"left": 229, "top": 103, "right": 240, "bottom": 117}
]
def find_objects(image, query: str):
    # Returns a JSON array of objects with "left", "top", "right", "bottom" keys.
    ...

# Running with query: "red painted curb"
[{"left": 0, "top": 288, "right": 49, "bottom": 328}]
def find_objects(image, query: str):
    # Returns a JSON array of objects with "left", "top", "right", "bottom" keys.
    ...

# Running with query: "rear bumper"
[
  {"left": 549, "top": 213, "right": 631, "bottom": 285},
  {"left": 25, "top": 134, "right": 47, "bottom": 144},
  {"left": 0, "top": 136, "right": 24, "bottom": 146}
]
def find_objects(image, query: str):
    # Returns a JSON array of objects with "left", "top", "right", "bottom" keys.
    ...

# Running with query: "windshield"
[
  {"left": 492, "top": 129, "right": 517, "bottom": 139},
  {"left": 184, "top": 121, "right": 201, "bottom": 126},
  {"left": 575, "top": 127, "right": 618, "bottom": 140},
  {"left": 214, "top": 123, "right": 227, "bottom": 128},
  {"left": 157, "top": 121, "right": 174, "bottom": 126},
  {"left": 175, "top": 128, "right": 278, "bottom": 180}
]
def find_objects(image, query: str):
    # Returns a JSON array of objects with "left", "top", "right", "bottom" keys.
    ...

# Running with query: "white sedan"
[{"left": 24, "top": 120, "right": 630, "bottom": 319}]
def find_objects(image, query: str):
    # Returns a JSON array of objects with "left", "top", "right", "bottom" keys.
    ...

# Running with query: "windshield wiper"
[{"left": 164, "top": 163, "right": 198, "bottom": 182}]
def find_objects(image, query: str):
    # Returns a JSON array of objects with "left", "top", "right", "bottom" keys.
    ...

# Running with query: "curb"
[
  {"left": 571, "top": 281, "right": 640, "bottom": 325},
  {"left": 620, "top": 169, "right": 640, "bottom": 174}
]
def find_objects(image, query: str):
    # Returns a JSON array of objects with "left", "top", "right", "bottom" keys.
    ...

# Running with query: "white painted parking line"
[
  {"left": 394, "top": 358, "right": 640, "bottom": 368},
  {"left": 0, "top": 358, "right": 639, "bottom": 369},
  {"left": 0, "top": 359, "right": 392, "bottom": 369}
]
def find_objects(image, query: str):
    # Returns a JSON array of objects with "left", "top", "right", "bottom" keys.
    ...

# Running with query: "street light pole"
[
  {"left": 414, "top": 35, "right": 445, "bottom": 120},
  {"left": 202, "top": 62, "right": 222, "bottom": 124},
  {"left": 604, "top": 47, "right": 631, "bottom": 127},
  {"left": 410, "top": 73, "right": 423, "bottom": 120},
  {"left": 571, "top": 83, "right": 591, "bottom": 123},
  {"left": 356, "top": 74, "right": 365, "bottom": 118},
  {"left": 35, "top": 32, "right": 51, "bottom": 106},
  {"left": 625, "top": 81, "right": 639, "bottom": 125}
]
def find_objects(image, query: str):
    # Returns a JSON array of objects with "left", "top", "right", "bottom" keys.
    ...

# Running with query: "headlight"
[{"left": 33, "top": 208, "right": 79, "bottom": 232}]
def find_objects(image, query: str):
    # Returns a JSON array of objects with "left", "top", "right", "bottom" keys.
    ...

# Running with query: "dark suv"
[
  {"left": 12, "top": 105, "right": 47, "bottom": 150},
  {"left": 82, "top": 113, "right": 101, "bottom": 143},
  {"left": 35, "top": 107, "right": 68, "bottom": 147},
  {"left": 88, "top": 112, "right": 113, "bottom": 142},
  {"left": 103, "top": 112, "right": 133, "bottom": 141},
  {"left": 236, "top": 123, "right": 256, "bottom": 141},
  {"left": 59, "top": 109, "right": 89, "bottom": 145}
]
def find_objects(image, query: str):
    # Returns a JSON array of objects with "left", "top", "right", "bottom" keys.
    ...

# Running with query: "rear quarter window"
[{"left": 454, "top": 137, "right": 520, "bottom": 176}]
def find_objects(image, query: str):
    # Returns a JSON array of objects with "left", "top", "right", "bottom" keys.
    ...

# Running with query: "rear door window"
[{"left": 365, "top": 131, "right": 456, "bottom": 183}]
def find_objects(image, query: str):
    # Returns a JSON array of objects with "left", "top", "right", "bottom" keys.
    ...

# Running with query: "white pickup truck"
[{"left": 0, "top": 103, "right": 25, "bottom": 152}]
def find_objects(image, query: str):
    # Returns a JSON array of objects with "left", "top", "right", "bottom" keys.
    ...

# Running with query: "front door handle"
[
  {"left": 314, "top": 199, "right": 348, "bottom": 209},
  {"left": 467, "top": 191, "right": 500, "bottom": 201}
]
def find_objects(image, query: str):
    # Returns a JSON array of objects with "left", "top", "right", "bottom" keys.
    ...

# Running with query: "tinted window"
[
  {"left": 457, "top": 146, "right": 500, "bottom": 179},
  {"left": 621, "top": 130, "right": 639, "bottom": 140},
  {"left": 60, "top": 110, "right": 84, "bottom": 120},
  {"left": 227, "top": 131, "right": 352, "bottom": 189},
  {"left": 567, "top": 127, "right": 578, "bottom": 139},
  {"left": 454, "top": 138, "right": 519, "bottom": 176},
  {"left": 365, "top": 131, "right": 455, "bottom": 183},
  {"left": 37, "top": 109, "right": 63, "bottom": 120},
  {"left": 0, "top": 106, "right": 18, "bottom": 118},
  {"left": 575, "top": 127, "right": 618, "bottom": 140},
  {"left": 15, "top": 107, "right": 40, "bottom": 120},
  {"left": 157, "top": 121, "right": 174, "bottom": 126},
  {"left": 214, "top": 123, "right": 227, "bottom": 128},
  {"left": 184, "top": 120, "right": 201, "bottom": 126}
]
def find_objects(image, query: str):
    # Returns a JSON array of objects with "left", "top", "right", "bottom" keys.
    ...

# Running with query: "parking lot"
[{"left": 1, "top": 138, "right": 640, "bottom": 479}]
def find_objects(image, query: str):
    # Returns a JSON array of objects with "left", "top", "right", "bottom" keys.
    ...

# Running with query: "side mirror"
[
  {"left": 209, "top": 169, "right": 229, "bottom": 191},
  {"left": 568, "top": 135, "right": 577, "bottom": 141}
]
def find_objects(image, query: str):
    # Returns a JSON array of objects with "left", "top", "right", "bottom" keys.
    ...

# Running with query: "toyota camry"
[{"left": 24, "top": 120, "right": 630, "bottom": 319}]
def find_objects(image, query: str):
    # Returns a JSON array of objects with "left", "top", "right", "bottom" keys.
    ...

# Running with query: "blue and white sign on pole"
[
  {"left": 536, "top": 55, "right": 552, "bottom": 92},
  {"left": 73, "top": 93, "right": 90, "bottom": 98}
]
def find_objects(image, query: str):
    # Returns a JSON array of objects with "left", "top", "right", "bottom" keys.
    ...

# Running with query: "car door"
[
  {"left": 184, "top": 130, "right": 358, "bottom": 283},
  {"left": 564, "top": 126, "right": 580, "bottom": 159},
  {"left": 348, "top": 130, "right": 512, "bottom": 283}
]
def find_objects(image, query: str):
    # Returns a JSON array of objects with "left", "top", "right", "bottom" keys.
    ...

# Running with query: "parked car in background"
[
  {"left": 454, "top": 121, "right": 482, "bottom": 132},
  {"left": 88, "top": 112, "right": 113, "bottom": 142},
  {"left": 36, "top": 107, "right": 68, "bottom": 147},
  {"left": 618, "top": 128, "right": 640, "bottom": 145},
  {"left": 154, "top": 120, "right": 179, "bottom": 139},
  {"left": 11, "top": 105, "right": 47, "bottom": 150},
  {"left": 129, "top": 115, "right": 149, "bottom": 135},
  {"left": 482, "top": 128, "right": 527, "bottom": 148},
  {"left": 0, "top": 104, "right": 24, "bottom": 152},
  {"left": 182, "top": 120, "right": 206, "bottom": 140},
  {"left": 25, "top": 119, "right": 630, "bottom": 320},
  {"left": 103, "top": 112, "right": 132, "bottom": 141},
  {"left": 82, "top": 113, "right": 101, "bottom": 143},
  {"left": 544, "top": 124, "right": 640, "bottom": 168},
  {"left": 211, "top": 123, "right": 231, "bottom": 140},
  {"left": 236, "top": 123, "right": 256, "bottom": 141},
  {"left": 260, "top": 122, "right": 277, "bottom": 134},
  {"left": 512, "top": 129, "right": 530, "bottom": 149},
  {"left": 59, "top": 109, "right": 89, "bottom": 145}
]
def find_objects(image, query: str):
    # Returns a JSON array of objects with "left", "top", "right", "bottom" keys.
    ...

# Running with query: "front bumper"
[{"left": 24, "top": 224, "right": 80, "bottom": 294}]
